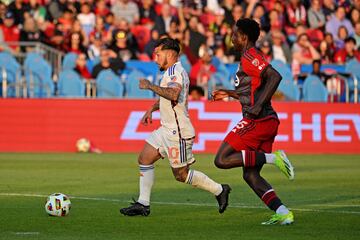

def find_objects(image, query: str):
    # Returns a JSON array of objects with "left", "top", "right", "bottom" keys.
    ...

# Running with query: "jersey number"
[{"left": 231, "top": 120, "right": 249, "bottom": 133}]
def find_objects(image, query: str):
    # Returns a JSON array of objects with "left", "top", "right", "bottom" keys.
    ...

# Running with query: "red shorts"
[{"left": 224, "top": 116, "right": 279, "bottom": 153}]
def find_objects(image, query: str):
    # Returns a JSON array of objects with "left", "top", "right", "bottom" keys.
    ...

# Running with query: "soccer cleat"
[
  {"left": 216, "top": 184, "right": 231, "bottom": 213},
  {"left": 261, "top": 211, "right": 294, "bottom": 225},
  {"left": 274, "top": 150, "right": 295, "bottom": 180},
  {"left": 120, "top": 201, "right": 150, "bottom": 216}
]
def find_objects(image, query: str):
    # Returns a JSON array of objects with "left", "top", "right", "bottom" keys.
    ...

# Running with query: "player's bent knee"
[
  {"left": 172, "top": 167, "right": 188, "bottom": 182},
  {"left": 174, "top": 173, "right": 187, "bottom": 182},
  {"left": 214, "top": 155, "right": 227, "bottom": 169}
]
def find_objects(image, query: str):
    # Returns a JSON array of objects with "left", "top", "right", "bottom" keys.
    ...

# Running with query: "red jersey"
[
  {"left": 235, "top": 47, "right": 277, "bottom": 119},
  {"left": 0, "top": 25, "right": 20, "bottom": 50}
]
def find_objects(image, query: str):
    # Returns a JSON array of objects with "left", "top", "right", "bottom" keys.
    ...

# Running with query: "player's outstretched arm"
[
  {"left": 247, "top": 66, "right": 282, "bottom": 116},
  {"left": 212, "top": 89, "right": 239, "bottom": 101},
  {"left": 139, "top": 78, "right": 181, "bottom": 101}
]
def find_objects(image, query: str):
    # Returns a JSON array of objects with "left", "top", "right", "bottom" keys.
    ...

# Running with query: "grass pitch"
[{"left": 0, "top": 153, "right": 359, "bottom": 240}]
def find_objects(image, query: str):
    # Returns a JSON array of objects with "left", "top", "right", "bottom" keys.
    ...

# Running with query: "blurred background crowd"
[{"left": 0, "top": 0, "right": 359, "bottom": 101}]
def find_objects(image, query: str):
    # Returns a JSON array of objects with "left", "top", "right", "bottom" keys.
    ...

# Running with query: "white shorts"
[{"left": 146, "top": 126, "right": 195, "bottom": 168}]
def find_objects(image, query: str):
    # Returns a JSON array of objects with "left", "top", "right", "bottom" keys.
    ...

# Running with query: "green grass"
[{"left": 0, "top": 153, "right": 359, "bottom": 240}]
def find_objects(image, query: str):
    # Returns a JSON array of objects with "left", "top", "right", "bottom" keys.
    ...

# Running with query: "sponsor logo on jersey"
[{"left": 258, "top": 63, "right": 266, "bottom": 71}]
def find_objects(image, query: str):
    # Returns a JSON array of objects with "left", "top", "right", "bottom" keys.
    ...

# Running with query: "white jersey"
[{"left": 159, "top": 62, "right": 195, "bottom": 139}]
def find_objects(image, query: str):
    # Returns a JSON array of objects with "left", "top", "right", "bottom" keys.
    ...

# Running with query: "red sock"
[{"left": 261, "top": 189, "right": 282, "bottom": 211}]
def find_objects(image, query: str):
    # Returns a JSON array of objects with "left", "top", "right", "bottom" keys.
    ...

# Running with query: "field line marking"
[
  {"left": 1, "top": 193, "right": 359, "bottom": 215},
  {"left": 14, "top": 232, "right": 39, "bottom": 235}
]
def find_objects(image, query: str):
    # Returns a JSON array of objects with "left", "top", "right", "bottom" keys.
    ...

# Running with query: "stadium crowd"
[{"left": 0, "top": 0, "right": 360, "bottom": 99}]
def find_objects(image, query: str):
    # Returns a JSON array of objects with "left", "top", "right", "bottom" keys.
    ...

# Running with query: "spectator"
[
  {"left": 47, "top": 0, "right": 68, "bottom": 22},
  {"left": 27, "top": 0, "right": 47, "bottom": 24},
  {"left": 326, "top": 6, "right": 354, "bottom": 42},
  {"left": 58, "top": 9, "right": 74, "bottom": 34},
  {"left": 307, "top": 0, "right": 326, "bottom": 30},
  {"left": 268, "top": 9, "right": 283, "bottom": 32},
  {"left": 251, "top": 3, "right": 267, "bottom": 30},
  {"left": 349, "top": 7, "right": 360, "bottom": 26},
  {"left": 19, "top": 17, "right": 43, "bottom": 52},
  {"left": 0, "top": 2, "right": 6, "bottom": 25},
  {"left": 70, "top": 19, "right": 89, "bottom": 47},
  {"left": 66, "top": 32, "right": 86, "bottom": 54},
  {"left": 285, "top": 0, "right": 307, "bottom": 41},
  {"left": 189, "top": 85, "right": 206, "bottom": 100},
  {"left": 74, "top": 53, "right": 92, "bottom": 80},
  {"left": 292, "top": 33, "right": 320, "bottom": 76},
  {"left": 87, "top": 32, "right": 104, "bottom": 60},
  {"left": 94, "top": 0, "right": 110, "bottom": 17},
  {"left": 208, "top": 9, "right": 227, "bottom": 49},
  {"left": 154, "top": 3, "right": 177, "bottom": 35},
  {"left": 259, "top": 40, "right": 272, "bottom": 62},
  {"left": 222, "top": 0, "right": 237, "bottom": 26},
  {"left": 104, "top": 12, "right": 115, "bottom": 31},
  {"left": 168, "top": 19, "right": 182, "bottom": 42},
  {"left": 0, "top": 11, "right": 20, "bottom": 51},
  {"left": 335, "top": 25, "right": 349, "bottom": 49},
  {"left": 144, "top": 28, "right": 159, "bottom": 59},
  {"left": 111, "top": 0, "right": 139, "bottom": 25},
  {"left": 91, "top": 49, "right": 125, "bottom": 78},
  {"left": 323, "top": 0, "right": 336, "bottom": 20},
  {"left": 110, "top": 18, "right": 138, "bottom": 50},
  {"left": 324, "top": 32, "right": 337, "bottom": 54},
  {"left": 189, "top": 45, "right": 216, "bottom": 87},
  {"left": 354, "top": 22, "right": 360, "bottom": 49},
  {"left": 89, "top": 17, "right": 108, "bottom": 44},
  {"left": 155, "top": 0, "right": 178, "bottom": 17},
  {"left": 139, "top": 0, "right": 157, "bottom": 26},
  {"left": 77, "top": 3, "right": 96, "bottom": 37},
  {"left": 318, "top": 40, "right": 334, "bottom": 64},
  {"left": 186, "top": 16, "right": 206, "bottom": 58},
  {"left": 230, "top": 5, "right": 244, "bottom": 25},
  {"left": 292, "top": 33, "right": 321, "bottom": 64},
  {"left": 109, "top": 30, "right": 137, "bottom": 61},
  {"left": 48, "top": 23, "right": 65, "bottom": 50},
  {"left": 334, "top": 37, "right": 360, "bottom": 64},
  {"left": 7, "top": 0, "right": 30, "bottom": 25},
  {"left": 271, "top": 30, "right": 292, "bottom": 63},
  {"left": 311, "top": 59, "right": 327, "bottom": 83}
]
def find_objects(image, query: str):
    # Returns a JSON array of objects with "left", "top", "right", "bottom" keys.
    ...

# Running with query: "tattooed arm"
[{"left": 139, "top": 78, "right": 182, "bottom": 101}]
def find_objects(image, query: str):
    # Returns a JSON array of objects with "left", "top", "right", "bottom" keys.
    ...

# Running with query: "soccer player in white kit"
[{"left": 120, "top": 38, "right": 231, "bottom": 216}]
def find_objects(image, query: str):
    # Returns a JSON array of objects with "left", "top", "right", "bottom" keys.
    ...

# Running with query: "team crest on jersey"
[
  {"left": 171, "top": 76, "right": 177, "bottom": 82},
  {"left": 252, "top": 58, "right": 259, "bottom": 67}
]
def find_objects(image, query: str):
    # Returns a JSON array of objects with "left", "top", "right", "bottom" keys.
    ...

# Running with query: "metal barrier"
[
  {"left": 4, "top": 41, "right": 64, "bottom": 78},
  {"left": 1, "top": 66, "right": 23, "bottom": 98}
]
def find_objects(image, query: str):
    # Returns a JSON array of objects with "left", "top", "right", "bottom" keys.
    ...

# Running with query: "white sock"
[
  {"left": 185, "top": 169, "right": 223, "bottom": 196},
  {"left": 276, "top": 205, "right": 289, "bottom": 215},
  {"left": 265, "top": 153, "right": 275, "bottom": 164},
  {"left": 137, "top": 164, "right": 154, "bottom": 206}
]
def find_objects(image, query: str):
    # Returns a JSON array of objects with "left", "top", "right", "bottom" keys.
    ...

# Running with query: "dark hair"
[
  {"left": 154, "top": 38, "right": 180, "bottom": 54},
  {"left": 189, "top": 85, "right": 205, "bottom": 96},
  {"left": 235, "top": 18, "right": 260, "bottom": 43},
  {"left": 345, "top": 36, "right": 356, "bottom": 44}
]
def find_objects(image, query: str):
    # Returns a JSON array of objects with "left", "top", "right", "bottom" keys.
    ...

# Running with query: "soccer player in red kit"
[{"left": 212, "top": 18, "right": 295, "bottom": 225}]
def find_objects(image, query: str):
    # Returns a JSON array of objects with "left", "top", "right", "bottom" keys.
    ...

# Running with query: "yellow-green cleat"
[
  {"left": 261, "top": 211, "right": 294, "bottom": 225},
  {"left": 274, "top": 150, "right": 295, "bottom": 180}
]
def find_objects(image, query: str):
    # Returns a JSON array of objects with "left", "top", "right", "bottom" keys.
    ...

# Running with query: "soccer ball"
[
  {"left": 45, "top": 193, "right": 71, "bottom": 217},
  {"left": 76, "top": 138, "right": 91, "bottom": 152}
]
